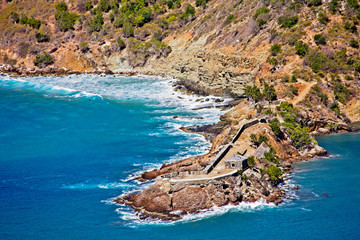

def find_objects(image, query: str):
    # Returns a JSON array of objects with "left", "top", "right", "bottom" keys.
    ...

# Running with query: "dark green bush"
[
  {"left": 122, "top": 21, "right": 134, "bottom": 38},
  {"left": 330, "top": 101, "right": 340, "bottom": 115},
  {"left": 55, "top": 2, "right": 79, "bottom": 31},
  {"left": 85, "top": 0, "right": 93, "bottom": 10},
  {"left": 34, "top": 51, "right": 54, "bottom": 68},
  {"left": 290, "top": 85, "right": 299, "bottom": 95},
  {"left": 254, "top": 7, "right": 269, "bottom": 19},
  {"left": 88, "top": 12, "right": 104, "bottom": 32},
  {"left": 247, "top": 156, "right": 255, "bottom": 167},
  {"left": 263, "top": 83, "right": 277, "bottom": 101},
  {"left": 35, "top": 32, "right": 50, "bottom": 42},
  {"left": 244, "top": 85, "right": 262, "bottom": 101},
  {"left": 227, "top": 14, "right": 234, "bottom": 22},
  {"left": 9, "top": 11, "right": 19, "bottom": 23},
  {"left": 180, "top": 4, "right": 195, "bottom": 20},
  {"left": 314, "top": 34, "right": 326, "bottom": 45},
  {"left": 269, "top": 118, "right": 281, "bottom": 137},
  {"left": 295, "top": 41, "right": 309, "bottom": 57},
  {"left": 79, "top": 41, "right": 89, "bottom": 53},
  {"left": 195, "top": 0, "right": 208, "bottom": 8},
  {"left": 347, "top": 0, "right": 359, "bottom": 9},
  {"left": 99, "top": 0, "right": 111, "bottom": 12},
  {"left": 333, "top": 82, "right": 350, "bottom": 103},
  {"left": 270, "top": 43, "right": 282, "bottom": 56},
  {"left": 257, "top": 18, "right": 267, "bottom": 26},
  {"left": 344, "top": 22, "right": 357, "bottom": 33},
  {"left": 350, "top": 39, "right": 359, "bottom": 48},
  {"left": 18, "top": 14, "right": 41, "bottom": 29},
  {"left": 278, "top": 15, "right": 298, "bottom": 28},
  {"left": 307, "top": 0, "right": 322, "bottom": 7},
  {"left": 117, "top": 39, "right": 126, "bottom": 50},
  {"left": 318, "top": 12, "right": 329, "bottom": 25},
  {"left": 266, "top": 165, "right": 282, "bottom": 180},
  {"left": 264, "top": 151, "right": 280, "bottom": 164},
  {"left": 267, "top": 57, "right": 278, "bottom": 66},
  {"left": 329, "top": 0, "right": 340, "bottom": 13}
]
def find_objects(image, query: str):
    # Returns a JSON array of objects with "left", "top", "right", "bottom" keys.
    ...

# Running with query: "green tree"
[
  {"left": 270, "top": 43, "right": 282, "bottom": 56},
  {"left": 263, "top": 83, "right": 277, "bottom": 101},
  {"left": 244, "top": 85, "right": 262, "bottom": 101},
  {"left": 314, "top": 34, "right": 326, "bottom": 45},
  {"left": 295, "top": 41, "right": 309, "bottom": 57},
  {"left": 34, "top": 51, "right": 54, "bottom": 68}
]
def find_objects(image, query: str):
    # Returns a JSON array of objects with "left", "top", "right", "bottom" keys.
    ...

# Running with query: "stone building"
[
  {"left": 225, "top": 154, "right": 248, "bottom": 170},
  {"left": 254, "top": 142, "right": 271, "bottom": 159}
]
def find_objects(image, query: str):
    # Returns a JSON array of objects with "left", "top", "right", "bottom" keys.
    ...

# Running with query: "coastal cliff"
[{"left": 1, "top": 0, "right": 360, "bottom": 220}]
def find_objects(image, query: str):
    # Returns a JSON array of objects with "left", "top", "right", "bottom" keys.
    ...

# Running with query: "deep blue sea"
[{"left": 0, "top": 75, "right": 359, "bottom": 240}]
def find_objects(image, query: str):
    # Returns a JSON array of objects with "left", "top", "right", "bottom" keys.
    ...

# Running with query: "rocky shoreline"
[{"left": 114, "top": 93, "right": 358, "bottom": 221}]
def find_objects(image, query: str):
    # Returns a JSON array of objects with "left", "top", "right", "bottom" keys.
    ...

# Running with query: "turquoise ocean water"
[{"left": 0, "top": 75, "right": 359, "bottom": 239}]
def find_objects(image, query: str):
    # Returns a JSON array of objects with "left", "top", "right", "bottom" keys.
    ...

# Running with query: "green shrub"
[
  {"left": 258, "top": 134, "right": 268, "bottom": 145},
  {"left": 333, "top": 82, "right": 350, "bottom": 103},
  {"left": 195, "top": 0, "right": 208, "bottom": 8},
  {"left": 254, "top": 7, "right": 269, "bottom": 19},
  {"left": 295, "top": 41, "right": 309, "bottom": 57},
  {"left": 227, "top": 14, "right": 234, "bottom": 22},
  {"left": 35, "top": 32, "right": 50, "bottom": 42},
  {"left": 244, "top": 85, "right": 262, "bottom": 101},
  {"left": 88, "top": 12, "right": 103, "bottom": 32},
  {"left": 278, "top": 15, "right": 298, "bottom": 28},
  {"left": 350, "top": 39, "right": 359, "bottom": 48},
  {"left": 329, "top": 0, "right": 340, "bottom": 14},
  {"left": 266, "top": 165, "right": 282, "bottom": 180},
  {"left": 344, "top": 22, "right": 357, "bottom": 33},
  {"left": 330, "top": 101, "right": 340, "bottom": 115},
  {"left": 85, "top": 0, "right": 93, "bottom": 10},
  {"left": 269, "top": 118, "right": 281, "bottom": 137},
  {"left": 117, "top": 39, "right": 126, "bottom": 50},
  {"left": 247, "top": 156, "right": 255, "bottom": 167},
  {"left": 264, "top": 151, "right": 280, "bottom": 164},
  {"left": 263, "top": 83, "right": 277, "bottom": 101},
  {"left": 267, "top": 57, "right": 278, "bottom": 66},
  {"left": 257, "top": 18, "right": 267, "bottom": 26},
  {"left": 99, "top": 0, "right": 111, "bottom": 12},
  {"left": 122, "top": 21, "right": 134, "bottom": 38},
  {"left": 79, "top": 42, "right": 89, "bottom": 53},
  {"left": 318, "top": 12, "right": 329, "bottom": 25},
  {"left": 290, "top": 85, "right": 299, "bottom": 95},
  {"left": 314, "top": 34, "right": 326, "bottom": 45},
  {"left": 347, "top": 0, "right": 359, "bottom": 9},
  {"left": 34, "top": 51, "right": 54, "bottom": 68},
  {"left": 55, "top": 2, "right": 79, "bottom": 31},
  {"left": 307, "top": 0, "right": 322, "bottom": 6},
  {"left": 271, "top": 43, "right": 282, "bottom": 56}
]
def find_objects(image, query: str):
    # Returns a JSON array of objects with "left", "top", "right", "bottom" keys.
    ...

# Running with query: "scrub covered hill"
[{"left": 0, "top": 0, "right": 360, "bottom": 122}]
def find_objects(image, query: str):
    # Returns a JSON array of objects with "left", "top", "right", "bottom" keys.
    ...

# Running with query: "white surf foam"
[{"left": 114, "top": 198, "right": 275, "bottom": 227}]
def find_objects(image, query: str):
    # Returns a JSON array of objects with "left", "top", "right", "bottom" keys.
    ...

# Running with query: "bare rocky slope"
[{"left": 1, "top": 0, "right": 360, "bottom": 220}]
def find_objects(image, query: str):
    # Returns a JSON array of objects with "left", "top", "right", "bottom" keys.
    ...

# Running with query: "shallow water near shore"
[{"left": 1, "top": 75, "right": 360, "bottom": 239}]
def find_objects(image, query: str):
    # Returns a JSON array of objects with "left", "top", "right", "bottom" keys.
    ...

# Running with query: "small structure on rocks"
[
  {"left": 254, "top": 142, "right": 271, "bottom": 159},
  {"left": 225, "top": 154, "right": 248, "bottom": 170}
]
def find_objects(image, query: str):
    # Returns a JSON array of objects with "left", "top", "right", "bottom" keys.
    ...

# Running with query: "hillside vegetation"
[{"left": 0, "top": 0, "right": 360, "bottom": 122}]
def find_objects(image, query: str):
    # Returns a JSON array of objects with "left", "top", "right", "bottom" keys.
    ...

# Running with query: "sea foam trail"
[
  {"left": 0, "top": 77, "right": 102, "bottom": 100},
  {"left": 114, "top": 198, "right": 276, "bottom": 227}
]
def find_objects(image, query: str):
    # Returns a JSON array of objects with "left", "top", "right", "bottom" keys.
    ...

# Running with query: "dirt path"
[{"left": 292, "top": 79, "right": 317, "bottom": 105}]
